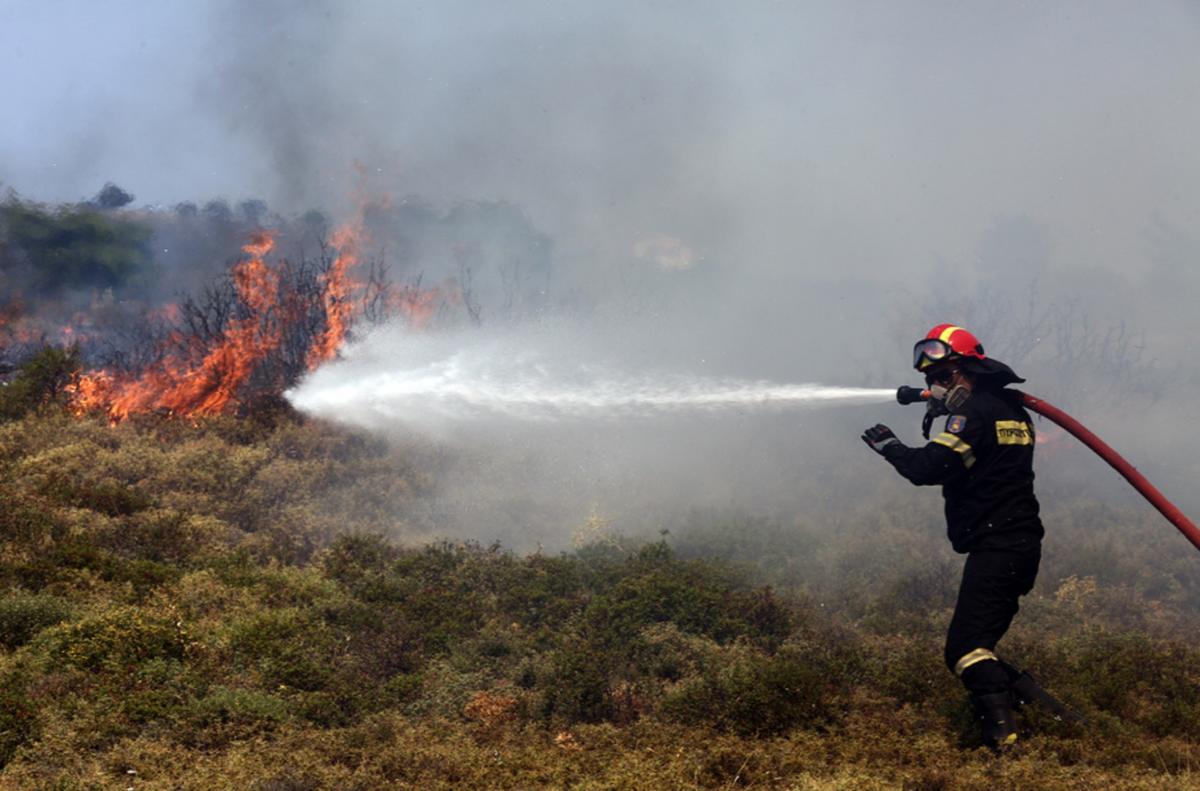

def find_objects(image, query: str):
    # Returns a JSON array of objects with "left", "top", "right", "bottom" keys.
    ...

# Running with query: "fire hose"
[{"left": 896, "top": 386, "right": 1200, "bottom": 553}]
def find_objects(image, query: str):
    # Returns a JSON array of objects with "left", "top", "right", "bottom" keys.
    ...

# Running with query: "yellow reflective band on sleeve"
[
  {"left": 938, "top": 325, "right": 964, "bottom": 343},
  {"left": 995, "top": 420, "right": 1034, "bottom": 445},
  {"left": 932, "top": 432, "right": 976, "bottom": 469},
  {"left": 954, "top": 648, "right": 998, "bottom": 677}
]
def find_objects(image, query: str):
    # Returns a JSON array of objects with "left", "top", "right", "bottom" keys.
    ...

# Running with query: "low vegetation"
[{"left": 1, "top": 369, "right": 1199, "bottom": 788}]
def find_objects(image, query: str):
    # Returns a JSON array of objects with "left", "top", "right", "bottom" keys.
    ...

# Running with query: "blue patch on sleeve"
[{"left": 946, "top": 415, "right": 967, "bottom": 434}]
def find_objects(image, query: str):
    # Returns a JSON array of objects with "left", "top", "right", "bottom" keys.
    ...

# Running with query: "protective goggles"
[
  {"left": 912, "top": 338, "right": 954, "bottom": 371},
  {"left": 924, "top": 367, "right": 958, "bottom": 386}
]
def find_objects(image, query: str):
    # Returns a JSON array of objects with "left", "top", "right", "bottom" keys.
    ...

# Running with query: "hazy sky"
[{"left": 3, "top": 1, "right": 1198, "bottom": 284}]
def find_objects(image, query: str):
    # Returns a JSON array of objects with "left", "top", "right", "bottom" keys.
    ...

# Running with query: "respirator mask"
[{"left": 928, "top": 380, "right": 971, "bottom": 412}]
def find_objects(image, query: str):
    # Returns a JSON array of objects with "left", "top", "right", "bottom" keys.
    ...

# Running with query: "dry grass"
[{"left": 2, "top": 410, "right": 1199, "bottom": 789}]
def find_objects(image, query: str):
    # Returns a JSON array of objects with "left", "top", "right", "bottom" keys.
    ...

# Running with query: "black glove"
[{"left": 862, "top": 424, "right": 901, "bottom": 455}]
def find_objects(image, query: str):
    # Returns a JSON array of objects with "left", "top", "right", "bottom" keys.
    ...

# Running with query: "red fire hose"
[{"left": 897, "top": 386, "right": 1200, "bottom": 552}]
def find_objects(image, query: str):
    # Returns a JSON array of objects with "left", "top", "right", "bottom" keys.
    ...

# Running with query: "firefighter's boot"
[{"left": 972, "top": 691, "right": 1018, "bottom": 751}]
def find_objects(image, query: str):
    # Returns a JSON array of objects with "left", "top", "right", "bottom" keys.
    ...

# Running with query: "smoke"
[{"left": 4, "top": 2, "right": 1200, "bottom": 545}]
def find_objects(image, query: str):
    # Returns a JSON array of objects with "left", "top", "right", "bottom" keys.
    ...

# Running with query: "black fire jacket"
[{"left": 881, "top": 388, "right": 1044, "bottom": 554}]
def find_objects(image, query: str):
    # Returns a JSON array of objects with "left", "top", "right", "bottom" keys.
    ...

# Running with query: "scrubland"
[{"left": 1, "top": 405, "right": 1199, "bottom": 790}]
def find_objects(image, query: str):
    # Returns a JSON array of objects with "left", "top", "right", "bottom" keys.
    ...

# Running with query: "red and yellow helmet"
[{"left": 912, "top": 324, "right": 986, "bottom": 371}]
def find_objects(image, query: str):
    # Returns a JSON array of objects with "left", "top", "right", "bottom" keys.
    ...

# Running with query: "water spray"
[
  {"left": 286, "top": 329, "right": 898, "bottom": 429},
  {"left": 293, "top": 371, "right": 895, "bottom": 424},
  {"left": 897, "top": 386, "right": 1200, "bottom": 552}
]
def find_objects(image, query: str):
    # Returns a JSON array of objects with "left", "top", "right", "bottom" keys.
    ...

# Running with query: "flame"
[
  {"left": 69, "top": 369, "right": 117, "bottom": 416},
  {"left": 71, "top": 232, "right": 280, "bottom": 421},
  {"left": 62, "top": 196, "right": 454, "bottom": 422},
  {"left": 302, "top": 170, "right": 390, "bottom": 370},
  {"left": 306, "top": 222, "right": 363, "bottom": 370}
]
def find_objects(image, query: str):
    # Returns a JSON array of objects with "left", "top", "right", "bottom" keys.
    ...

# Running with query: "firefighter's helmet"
[
  {"left": 912, "top": 324, "right": 986, "bottom": 371},
  {"left": 912, "top": 324, "right": 1025, "bottom": 386}
]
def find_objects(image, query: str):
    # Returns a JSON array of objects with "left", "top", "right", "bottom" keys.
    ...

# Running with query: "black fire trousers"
[{"left": 944, "top": 546, "right": 1041, "bottom": 695}]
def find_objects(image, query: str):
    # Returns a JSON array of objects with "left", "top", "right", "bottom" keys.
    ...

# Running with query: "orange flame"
[
  {"left": 306, "top": 223, "right": 363, "bottom": 370},
  {"left": 71, "top": 232, "right": 280, "bottom": 421},
  {"left": 68, "top": 369, "right": 116, "bottom": 416},
  {"left": 65, "top": 197, "right": 454, "bottom": 422}
]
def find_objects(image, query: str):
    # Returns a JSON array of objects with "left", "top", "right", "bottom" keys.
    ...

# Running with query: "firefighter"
[{"left": 860, "top": 324, "right": 1045, "bottom": 750}]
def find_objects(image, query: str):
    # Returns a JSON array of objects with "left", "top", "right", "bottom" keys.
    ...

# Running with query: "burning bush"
[
  {"left": 69, "top": 230, "right": 335, "bottom": 421},
  {"left": 3, "top": 191, "right": 551, "bottom": 424}
]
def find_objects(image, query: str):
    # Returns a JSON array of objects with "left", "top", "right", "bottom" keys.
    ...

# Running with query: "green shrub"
[
  {"left": 296, "top": 690, "right": 357, "bottom": 727},
  {"left": 0, "top": 346, "right": 81, "bottom": 421},
  {"left": 40, "top": 607, "right": 186, "bottom": 672},
  {"left": 662, "top": 644, "right": 835, "bottom": 736},
  {"left": 582, "top": 543, "right": 793, "bottom": 653},
  {"left": 99, "top": 509, "right": 229, "bottom": 563},
  {"left": 206, "top": 550, "right": 264, "bottom": 588},
  {"left": 178, "top": 686, "right": 291, "bottom": 748},
  {"left": 114, "top": 557, "right": 182, "bottom": 592},
  {"left": 36, "top": 471, "right": 152, "bottom": 516},
  {"left": 632, "top": 623, "right": 712, "bottom": 683},
  {"left": 227, "top": 609, "right": 335, "bottom": 691},
  {"left": 860, "top": 560, "right": 958, "bottom": 636},
  {"left": 360, "top": 545, "right": 497, "bottom": 654},
  {"left": 496, "top": 553, "right": 586, "bottom": 632},
  {"left": 1060, "top": 630, "right": 1200, "bottom": 738},
  {"left": 119, "top": 658, "right": 191, "bottom": 725},
  {"left": 864, "top": 635, "right": 954, "bottom": 706},
  {"left": 14, "top": 540, "right": 180, "bottom": 594},
  {"left": 0, "top": 670, "right": 38, "bottom": 768},
  {"left": 322, "top": 533, "right": 397, "bottom": 586},
  {"left": 0, "top": 490, "right": 67, "bottom": 547},
  {"left": 0, "top": 590, "right": 71, "bottom": 649},
  {"left": 539, "top": 642, "right": 613, "bottom": 723},
  {"left": 381, "top": 672, "right": 423, "bottom": 705}
]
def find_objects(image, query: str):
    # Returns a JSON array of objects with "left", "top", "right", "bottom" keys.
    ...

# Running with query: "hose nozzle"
[{"left": 896, "top": 385, "right": 930, "bottom": 405}]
